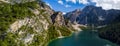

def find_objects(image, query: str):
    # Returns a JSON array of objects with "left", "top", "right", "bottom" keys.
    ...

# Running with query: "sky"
[{"left": 43, "top": 0, "right": 120, "bottom": 13}]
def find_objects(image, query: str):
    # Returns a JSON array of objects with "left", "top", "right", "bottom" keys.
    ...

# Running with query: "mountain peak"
[
  {"left": 51, "top": 11, "right": 65, "bottom": 26},
  {"left": 74, "top": 9, "right": 81, "bottom": 12},
  {"left": 64, "top": 9, "right": 81, "bottom": 23},
  {"left": 83, "top": 5, "right": 102, "bottom": 11}
]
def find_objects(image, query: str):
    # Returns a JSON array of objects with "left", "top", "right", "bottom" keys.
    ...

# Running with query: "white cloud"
[
  {"left": 58, "top": 0, "right": 64, "bottom": 5},
  {"left": 91, "top": 0, "right": 120, "bottom": 10},
  {"left": 66, "top": 0, "right": 89, "bottom": 4},
  {"left": 56, "top": 0, "right": 120, "bottom": 10},
  {"left": 65, "top": 5, "right": 71, "bottom": 8},
  {"left": 78, "top": 0, "right": 89, "bottom": 4},
  {"left": 63, "top": 12, "right": 66, "bottom": 15},
  {"left": 66, "top": 0, "right": 77, "bottom": 3}
]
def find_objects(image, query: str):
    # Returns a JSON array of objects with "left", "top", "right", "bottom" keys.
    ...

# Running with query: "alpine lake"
[{"left": 48, "top": 30, "right": 118, "bottom": 46}]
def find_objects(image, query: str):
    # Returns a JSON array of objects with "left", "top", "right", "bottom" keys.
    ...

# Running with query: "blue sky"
[
  {"left": 43, "top": 0, "right": 120, "bottom": 13},
  {"left": 43, "top": 0, "right": 94, "bottom": 13}
]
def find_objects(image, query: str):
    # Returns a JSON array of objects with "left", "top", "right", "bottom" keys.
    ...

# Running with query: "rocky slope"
[
  {"left": 64, "top": 9, "right": 81, "bottom": 24},
  {"left": 76, "top": 5, "right": 120, "bottom": 27},
  {"left": 51, "top": 12, "right": 65, "bottom": 26},
  {"left": 0, "top": 0, "right": 75, "bottom": 46}
]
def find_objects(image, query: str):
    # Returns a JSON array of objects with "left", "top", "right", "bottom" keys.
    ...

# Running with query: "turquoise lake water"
[{"left": 48, "top": 30, "right": 118, "bottom": 46}]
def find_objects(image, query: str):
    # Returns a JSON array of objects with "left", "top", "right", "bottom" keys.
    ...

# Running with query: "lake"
[{"left": 48, "top": 30, "right": 118, "bottom": 46}]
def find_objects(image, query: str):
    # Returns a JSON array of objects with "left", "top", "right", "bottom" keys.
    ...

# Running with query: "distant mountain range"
[
  {"left": 65, "top": 5, "right": 120, "bottom": 45},
  {"left": 65, "top": 5, "right": 120, "bottom": 27}
]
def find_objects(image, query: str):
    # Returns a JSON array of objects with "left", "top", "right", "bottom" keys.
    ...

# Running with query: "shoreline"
[{"left": 46, "top": 30, "right": 77, "bottom": 46}]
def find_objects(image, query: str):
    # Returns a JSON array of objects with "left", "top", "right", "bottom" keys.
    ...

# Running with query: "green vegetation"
[
  {"left": 18, "top": 25, "right": 35, "bottom": 34},
  {"left": 98, "top": 23, "right": 120, "bottom": 45},
  {"left": 0, "top": 1, "right": 38, "bottom": 33},
  {"left": 48, "top": 25, "right": 72, "bottom": 39},
  {"left": 0, "top": 0, "right": 74, "bottom": 46},
  {"left": 47, "top": 25, "right": 73, "bottom": 45},
  {"left": 30, "top": 35, "right": 45, "bottom": 46},
  {"left": 0, "top": 1, "right": 39, "bottom": 46},
  {"left": 48, "top": 25, "right": 60, "bottom": 39},
  {"left": 58, "top": 26, "right": 72, "bottom": 36},
  {"left": 79, "top": 26, "right": 96, "bottom": 31},
  {"left": 79, "top": 26, "right": 89, "bottom": 31},
  {"left": 98, "top": 14, "right": 120, "bottom": 45},
  {"left": 0, "top": 33, "right": 19, "bottom": 46}
]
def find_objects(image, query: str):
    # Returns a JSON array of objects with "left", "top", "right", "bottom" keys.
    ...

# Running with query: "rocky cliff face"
[
  {"left": 51, "top": 12, "right": 65, "bottom": 26},
  {"left": 64, "top": 9, "right": 83, "bottom": 31},
  {"left": 0, "top": 0, "right": 75, "bottom": 46},
  {"left": 64, "top": 9, "right": 81, "bottom": 24}
]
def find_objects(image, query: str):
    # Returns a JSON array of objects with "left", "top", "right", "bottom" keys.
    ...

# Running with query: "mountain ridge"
[
  {"left": 75, "top": 5, "right": 120, "bottom": 26},
  {"left": 65, "top": 5, "right": 120, "bottom": 45},
  {"left": 0, "top": 0, "right": 76, "bottom": 46}
]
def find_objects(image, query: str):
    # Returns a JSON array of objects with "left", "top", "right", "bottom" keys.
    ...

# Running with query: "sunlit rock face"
[
  {"left": 7, "top": 3, "right": 53, "bottom": 45},
  {"left": 9, "top": 18, "right": 30, "bottom": 32},
  {"left": 51, "top": 12, "right": 65, "bottom": 26},
  {"left": 64, "top": 9, "right": 81, "bottom": 24}
]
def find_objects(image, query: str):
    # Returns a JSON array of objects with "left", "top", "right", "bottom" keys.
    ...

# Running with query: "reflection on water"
[{"left": 48, "top": 30, "right": 118, "bottom": 46}]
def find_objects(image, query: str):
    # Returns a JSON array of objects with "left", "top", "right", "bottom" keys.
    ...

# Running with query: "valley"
[{"left": 0, "top": 0, "right": 120, "bottom": 46}]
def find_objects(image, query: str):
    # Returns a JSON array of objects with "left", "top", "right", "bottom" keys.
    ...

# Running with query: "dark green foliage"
[
  {"left": 0, "top": 1, "right": 38, "bottom": 33},
  {"left": 0, "top": 33, "right": 18, "bottom": 46},
  {"left": 48, "top": 25, "right": 59, "bottom": 39},
  {"left": 58, "top": 26, "right": 72, "bottom": 36},
  {"left": 79, "top": 26, "right": 90, "bottom": 31},
  {"left": 98, "top": 14, "right": 120, "bottom": 45},
  {"left": 0, "top": 1, "right": 38, "bottom": 46},
  {"left": 48, "top": 25, "right": 72, "bottom": 39},
  {"left": 98, "top": 23, "right": 120, "bottom": 45},
  {"left": 30, "top": 35, "right": 43, "bottom": 46}
]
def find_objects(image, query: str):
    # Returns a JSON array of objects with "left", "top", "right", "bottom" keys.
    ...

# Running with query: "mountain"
[
  {"left": 64, "top": 5, "right": 120, "bottom": 45},
  {"left": 98, "top": 14, "right": 120, "bottom": 45},
  {"left": 0, "top": 0, "right": 75, "bottom": 46},
  {"left": 64, "top": 9, "right": 81, "bottom": 24},
  {"left": 76, "top": 5, "right": 120, "bottom": 27},
  {"left": 51, "top": 12, "right": 65, "bottom": 26},
  {"left": 77, "top": 5, "right": 120, "bottom": 45}
]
